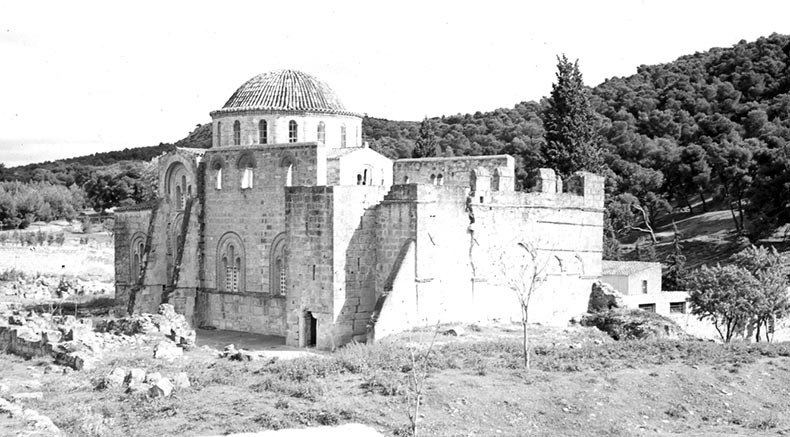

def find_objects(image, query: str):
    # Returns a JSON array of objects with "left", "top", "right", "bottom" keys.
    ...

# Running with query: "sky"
[{"left": 1, "top": 0, "right": 789, "bottom": 167}]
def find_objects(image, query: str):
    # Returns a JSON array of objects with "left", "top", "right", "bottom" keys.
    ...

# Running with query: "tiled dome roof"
[{"left": 212, "top": 70, "right": 359, "bottom": 117}]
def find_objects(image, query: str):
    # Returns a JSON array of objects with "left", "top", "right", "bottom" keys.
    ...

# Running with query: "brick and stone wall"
[
  {"left": 284, "top": 186, "right": 336, "bottom": 348},
  {"left": 114, "top": 208, "right": 152, "bottom": 309},
  {"left": 197, "top": 143, "right": 325, "bottom": 336},
  {"left": 213, "top": 111, "right": 362, "bottom": 149}
]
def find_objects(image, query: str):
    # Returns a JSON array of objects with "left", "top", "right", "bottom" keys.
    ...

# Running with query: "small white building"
[{"left": 602, "top": 261, "right": 688, "bottom": 316}]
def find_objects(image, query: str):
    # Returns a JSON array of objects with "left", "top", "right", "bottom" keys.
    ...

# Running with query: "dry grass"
[{"left": 4, "top": 325, "right": 790, "bottom": 436}]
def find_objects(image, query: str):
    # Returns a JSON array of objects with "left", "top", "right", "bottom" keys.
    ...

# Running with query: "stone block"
[
  {"left": 125, "top": 368, "right": 146, "bottom": 386},
  {"left": 149, "top": 378, "right": 174, "bottom": 398},
  {"left": 173, "top": 372, "right": 191, "bottom": 390},
  {"left": 99, "top": 367, "right": 126, "bottom": 389},
  {"left": 41, "top": 330, "right": 62, "bottom": 344},
  {"left": 153, "top": 340, "right": 183, "bottom": 360}
]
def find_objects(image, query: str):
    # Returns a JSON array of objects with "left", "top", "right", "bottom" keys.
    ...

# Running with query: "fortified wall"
[{"left": 369, "top": 164, "right": 604, "bottom": 341}]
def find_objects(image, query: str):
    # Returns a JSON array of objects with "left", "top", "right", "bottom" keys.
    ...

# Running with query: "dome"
[{"left": 213, "top": 69, "right": 359, "bottom": 117}]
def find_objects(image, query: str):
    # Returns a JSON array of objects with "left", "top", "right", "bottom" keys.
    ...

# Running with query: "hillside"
[{"left": 3, "top": 34, "right": 790, "bottom": 255}]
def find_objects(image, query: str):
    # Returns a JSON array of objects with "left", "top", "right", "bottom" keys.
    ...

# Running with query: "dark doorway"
[{"left": 305, "top": 312, "right": 317, "bottom": 347}]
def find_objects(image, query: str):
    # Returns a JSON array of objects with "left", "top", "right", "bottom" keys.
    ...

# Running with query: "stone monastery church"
[{"left": 114, "top": 69, "right": 605, "bottom": 350}]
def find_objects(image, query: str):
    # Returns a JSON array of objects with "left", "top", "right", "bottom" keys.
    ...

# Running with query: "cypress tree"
[{"left": 542, "top": 55, "right": 603, "bottom": 177}]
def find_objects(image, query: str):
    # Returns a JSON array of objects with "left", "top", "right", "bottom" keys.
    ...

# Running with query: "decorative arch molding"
[
  {"left": 217, "top": 232, "right": 246, "bottom": 292},
  {"left": 279, "top": 153, "right": 297, "bottom": 168},
  {"left": 236, "top": 151, "right": 257, "bottom": 169},
  {"left": 210, "top": 156, "right": 225, "bottom": 171},
  {"left": 269, "top": 232, "right": 287, "bottom": 295},
  {"left": 159, "top": 153, "right": 198, "bottom": 205},
  {"left": 129, "top": 232, "right": 147, "bottom": 284}
]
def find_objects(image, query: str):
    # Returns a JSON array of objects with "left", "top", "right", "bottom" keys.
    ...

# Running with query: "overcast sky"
[{"left": 1, "top": 0, "right": 788, "bottom": 167}]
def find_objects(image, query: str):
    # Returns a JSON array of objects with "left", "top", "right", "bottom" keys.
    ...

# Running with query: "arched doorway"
[{"left": 304, "top": 312, "right": 317, "bottom": 347}]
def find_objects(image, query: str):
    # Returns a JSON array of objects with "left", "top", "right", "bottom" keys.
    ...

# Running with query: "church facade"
[{"left": 114, "top": 70, "right": 605, "bottom": 349}]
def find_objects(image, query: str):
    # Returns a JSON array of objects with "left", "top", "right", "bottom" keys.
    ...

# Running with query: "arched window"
[
  {"left": 165, "top": 162, "right": 189, "bottom": 209},
  {"left": 217, "top": 121, "right": 222, "bottom": 147},
  {"left": 270, "top": 233, "right": 287, "bottom": 295},
  {"left": 238, "top": 152, "right": 257, "bottom": 189},
  {"left": 130, "top": 233, "right": 146, "bottom": 284},
  {"left": 340, "top": 125, "right": 347, "bottom": 147},
  {"left": 217, "top": 233, "right": 245, "bottom": 292},
  {"left": 233, "top": 120, "right": 241, "bottom": 146},
  {"left": 281, "top": 155, "right": 296, "bottom": 187},
  {"left": 211, "top": 158, "right": 224, "bottom": 190},
  {"left": 317, "top": 122, "right": 326, "bottom": 144},
  {"left": 289, "top": 120, "right": 298, "bottom": 143},
  {"left": 437, "top": 174, "right": 444, "bottom": 185},
  {"left": 259, "top": 120, "right": 268, "bottom": 144},
  {"left": 356, "top": 174, "right": 362, "bottom": 185},
  {"left": 363, "top": 169, "right": 368, "bottom": 185},
  {"left": 430, "top": 174, "right": 436, "bottom": 185},
  {"left": 181, "top": 175, "right": 187, "bottom": 208}
]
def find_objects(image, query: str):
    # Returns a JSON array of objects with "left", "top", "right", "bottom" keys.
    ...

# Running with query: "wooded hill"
[{"left": 3, "top": 33, "right": 790, "bottom": 243}]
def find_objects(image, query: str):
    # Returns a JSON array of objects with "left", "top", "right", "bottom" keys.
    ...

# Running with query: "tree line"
[
  {"left": 3, "top": 34, "right": 790, "bottom": 241},
  {"left": 364, "top": 33, "right": 790, "bottom": 245}
]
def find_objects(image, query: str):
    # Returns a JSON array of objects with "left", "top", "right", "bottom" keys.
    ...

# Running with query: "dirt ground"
[
  {"left": 3, "top": 220, "right": 790, "bottom": 436},
  {"left": 3, "top": 321, "right": 790, "bottom": 436}
]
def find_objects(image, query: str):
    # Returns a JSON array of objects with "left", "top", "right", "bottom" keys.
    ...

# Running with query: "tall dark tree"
[
  {"left": 542, "top": 55, "right": 603, "bottom": 177},
  {"left": 412, "top": 117, "right": 439, "bottom": 158},
  {"left": 663, "top": 221, "right": 687, "bottom": 290}
]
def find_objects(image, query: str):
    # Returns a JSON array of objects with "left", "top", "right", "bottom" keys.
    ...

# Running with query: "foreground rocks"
[
  {"left": 0, "top": 303, "right": 196, "bottom": 370},
  {"left": 587, "top": 281, "right": 624, "bottom": 313},
  {"left": 0, "top": 396, "right": 61, "bottom": 435},
  {"left": 581, "top": 308, "right": 690, "bottom": 341},
  {"left": 96, "top": 367, "right": 190, "bottom": 398}
]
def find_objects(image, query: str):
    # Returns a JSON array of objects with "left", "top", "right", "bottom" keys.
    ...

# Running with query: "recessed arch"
[
  {"left": 164, "top": 161, "right": 190, "bottom": 209},
  {"left": 129, "top": 232, "right": 147, "bottom": 284},
  {"left": 269, "top": 232, "right": 287, "bottom": 296},
  {"left": 217, "top": 232, "right": 245, "bottom": 292}
]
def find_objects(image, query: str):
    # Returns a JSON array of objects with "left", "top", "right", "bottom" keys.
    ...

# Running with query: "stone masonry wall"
[
  {"left": 370, "top": 170, "right": 605, "bottom": 340},
  {"left": 197, "top": 144, "right": 324, "bottom": 336},
  {"left": 330, "top": 186, "right": 390, "bottom": 345},
  {"left": 113, "top": 208, "right": 152, "bottom": 309},
  {"left": 393, "top": 155, "right": 514, "bottom": 187},
  {"left": 284, "top": 186, "right": 335, "bottom": 348}
]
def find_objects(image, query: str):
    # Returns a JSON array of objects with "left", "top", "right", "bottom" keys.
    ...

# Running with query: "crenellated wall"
[
  {"left": 369, "top": 169, "right": 605, "bottom": 341},
  {"left": 393, "top": 155, "right": 514, "bottom": 188}
]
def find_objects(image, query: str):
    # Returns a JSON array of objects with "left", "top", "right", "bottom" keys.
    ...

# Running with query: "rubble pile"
[
  {"left": 97, "top": 367, "right": 191, "bottom": 398},
  {"left": 0, "top": 276, "right": 52, "bottom": 300},
  {"left": 96, "top": 303, "right": 196, "bottom": 350},
  {"left": 0, "top": 275, "right": 112, "bottom": 300},
  {"left": 219, "top": 344, "right": 269, "bottom": 362},
  {"left": 0, "top": 304, "right": 196, "bottom": 370}
]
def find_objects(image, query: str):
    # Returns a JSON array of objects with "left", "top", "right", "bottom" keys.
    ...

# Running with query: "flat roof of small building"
[{"left": 602, "top": 260, "right": 660, "bottom": 276}]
